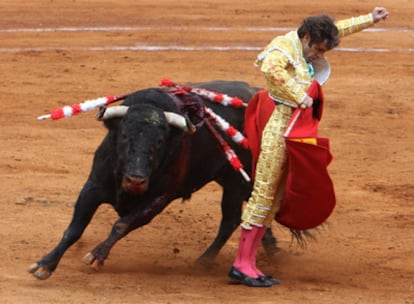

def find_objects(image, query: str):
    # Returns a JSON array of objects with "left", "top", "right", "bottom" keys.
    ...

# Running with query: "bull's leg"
[
  {"left": 196, "top": 186, "right": 243, "bottom": 264},
  {"left": 196, "top": 190, "right": 279, "bottom": 265},
  {"left": 28, "top": 181, "right": 104, "bottom": 280},
  {"left": 82, "top": 195, "right": 172, "bottom": 270},
  {"left": 262, "top": 227, "right": 280, "bottom": 255},
  {"left": 83, "top": 136, "right": 189, "bottom": 270}
]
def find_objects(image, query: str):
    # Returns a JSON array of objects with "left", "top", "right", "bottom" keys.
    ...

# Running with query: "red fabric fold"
[{"left": 244, "top": 81, "right": 336, "bottom": 230}]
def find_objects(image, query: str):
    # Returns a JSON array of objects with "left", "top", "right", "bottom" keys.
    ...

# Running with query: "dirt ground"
[{"left": 0, "top": 0, "right": 413, "bottom": 303}]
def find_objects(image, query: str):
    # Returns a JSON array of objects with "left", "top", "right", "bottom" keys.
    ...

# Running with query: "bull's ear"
[
  {"left": 96, "top": 106, "right": 125, "bottom": 130},
  {"left": 102, "top": 117, "right": 121, "bottom": 130}
]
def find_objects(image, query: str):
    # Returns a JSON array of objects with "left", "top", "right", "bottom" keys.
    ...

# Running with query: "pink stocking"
[
  {"left": 232, "top": 226, "right": 261, "bottom": 278},
  {"left": 249, "top": 226, "right": 267, "bottom": 276}
]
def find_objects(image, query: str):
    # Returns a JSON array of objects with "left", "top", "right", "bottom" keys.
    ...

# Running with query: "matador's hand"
[
  {"left": 300, "top": 95, "right": 313, "bottom": 109},
  {"left": 372, "top": 7, "right": 389, "bottom": 23}
]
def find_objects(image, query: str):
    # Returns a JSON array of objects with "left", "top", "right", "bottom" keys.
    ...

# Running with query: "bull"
[{"left": 28, "top": 80, "right": 278, "bottom": 280}]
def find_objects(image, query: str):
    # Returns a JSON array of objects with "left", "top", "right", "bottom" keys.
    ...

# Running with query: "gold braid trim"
[
  {"left": 241, "top": 105, "right": 293, "bottom": 229},
  {"left": 335, "top": 13, "right": 374, "bottom": 37}
]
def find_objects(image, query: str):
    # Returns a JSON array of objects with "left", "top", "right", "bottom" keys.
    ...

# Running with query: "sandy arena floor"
[{"left": 0, "top": 1, "right": 413, "bottom": 303}]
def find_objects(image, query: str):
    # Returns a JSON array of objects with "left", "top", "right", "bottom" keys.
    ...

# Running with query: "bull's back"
[
  {"left": 190, "top": 80, "right": 261, "bottom": 103},
  {"left": 181, "top": 80, "right": 256, "bottom": 197},
  {"left": 191, "top": 80, "right": 261, "bottom": 130}
]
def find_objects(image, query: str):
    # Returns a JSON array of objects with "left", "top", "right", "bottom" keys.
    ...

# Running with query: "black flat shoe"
[
  {"left": 228, "top": 267, "right": 272, "bottom": 287},
  {"left": 258, "top": 274, "right": 281, "bottom": 285}
]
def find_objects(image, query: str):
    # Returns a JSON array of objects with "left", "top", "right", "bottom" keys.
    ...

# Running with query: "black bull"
[{"left": 29, "top": 80, "right": 278, "bottom": 280}]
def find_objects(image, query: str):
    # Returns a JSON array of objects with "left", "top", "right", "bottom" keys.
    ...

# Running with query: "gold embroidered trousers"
[{"left": 241, "top": 104, "right": 293, "bottom": 229}]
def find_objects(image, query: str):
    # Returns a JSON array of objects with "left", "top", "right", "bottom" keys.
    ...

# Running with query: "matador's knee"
[{"left": 241, "top": 105, "right": 292, "bottom": 229}]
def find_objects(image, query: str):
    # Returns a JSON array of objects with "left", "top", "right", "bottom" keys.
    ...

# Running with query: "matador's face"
[{"left": 301, "top": 34, "right": 329, "bottom": 62}]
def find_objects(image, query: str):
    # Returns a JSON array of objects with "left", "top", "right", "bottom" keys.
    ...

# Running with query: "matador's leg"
[
  {"left": 229, "top": 104, "right": 292, "bottom": 284},
  {"left": 241, "top": 104, "right": 292, "bottom": 229}
]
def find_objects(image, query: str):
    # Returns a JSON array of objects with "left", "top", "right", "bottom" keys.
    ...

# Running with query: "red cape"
[{"left": 244, "top": 81, "right": 336, "bottom": 230}]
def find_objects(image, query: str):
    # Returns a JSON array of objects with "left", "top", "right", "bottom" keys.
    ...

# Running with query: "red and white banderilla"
[{"left": 37, "top": 94, "right": 129, "bottom": 121}]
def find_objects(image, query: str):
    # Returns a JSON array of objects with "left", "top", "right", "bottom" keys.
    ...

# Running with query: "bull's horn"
[
  {"left": 96, "top": 106, "right": 195, "bottom": 134},
  {"left": 164, "top": 112, "right": 196, "bottom": 134},
  {"left": 96, "top": 105, "right": 129, "bottom": 120}
]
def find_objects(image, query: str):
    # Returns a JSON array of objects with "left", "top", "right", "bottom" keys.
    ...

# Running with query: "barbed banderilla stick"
[
  {"left": 37, "top": 94, "right": 130, "bottom": 121},
  {"left": 203, "top": 118, "right": 251, "bottom": 183},
  {"left": 159, "top": 78, "right": 248, "bottom": 108}
]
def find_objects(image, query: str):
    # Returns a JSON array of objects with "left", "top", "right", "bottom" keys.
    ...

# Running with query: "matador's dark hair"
[{"left": 297, "top": 14, "right": 340, "bottom": 50}]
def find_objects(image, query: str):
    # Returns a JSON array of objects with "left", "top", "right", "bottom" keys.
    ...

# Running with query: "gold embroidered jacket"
[{"left": 255, "top": 13, "right": 375, "bottom": 106}]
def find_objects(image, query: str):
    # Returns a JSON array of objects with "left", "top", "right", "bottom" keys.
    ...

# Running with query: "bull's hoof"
[
  {"left": 194, "top": 255, "right": 215, "bottom": 268},
  {"left": 82, "top": 252, "right": 103, "bottom": 271},
  {"left": 263, "top": 245, "right": 283, "bottom": 257},
  {"left": 27, "top": 263, "right": 52, "bottom": 280},
  {"left": 82, "top": 252, "right": 95, "bottom": 265}
]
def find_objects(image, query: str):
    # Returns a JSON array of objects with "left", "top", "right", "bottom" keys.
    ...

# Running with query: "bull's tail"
[{"left": 288, "top": 225, "right": 324, "bottom": 248}]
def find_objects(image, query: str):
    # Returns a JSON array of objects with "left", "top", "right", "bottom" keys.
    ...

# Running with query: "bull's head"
[{"left": 99, "top": 104, "right": 194, "bottom": 194}]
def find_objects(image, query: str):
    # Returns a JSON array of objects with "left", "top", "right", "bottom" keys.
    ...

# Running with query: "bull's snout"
[{"left": 121, "top": 175, "right": 149, "bottom": 194}]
